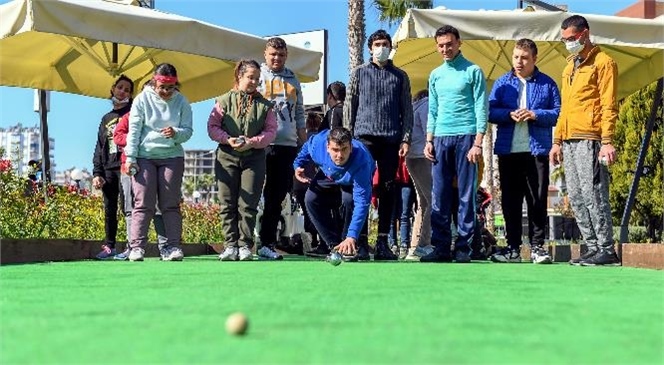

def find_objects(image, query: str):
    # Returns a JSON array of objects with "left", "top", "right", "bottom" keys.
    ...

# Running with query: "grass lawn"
[{"left": 1, "top": 256, "right": 662, "bottom": 364}]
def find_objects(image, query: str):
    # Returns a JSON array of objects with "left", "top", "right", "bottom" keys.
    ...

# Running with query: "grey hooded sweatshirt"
[{"left": 258, "top": 63, "right": 305, "bottom": 147}]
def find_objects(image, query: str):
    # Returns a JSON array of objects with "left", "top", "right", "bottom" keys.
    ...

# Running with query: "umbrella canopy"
[
  {"left": 392, "top": 8, "right": 664, "bottom": 100},
  {"left": 0, "top": 0, "right": 322, "bottom": 103}
]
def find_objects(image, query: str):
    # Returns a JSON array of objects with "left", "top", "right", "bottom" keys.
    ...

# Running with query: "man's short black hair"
[
  {"left": 327, "top": 127, "right": 352, "bottom": 145},
  {"left": 561, "top": 15, "right": 589, "bottom": 31},
  {"left": 326, "top": 81, "right": 346, "bottom": 102},
  {"left": 435, "top": 25, "right": 460, "bottom": 40},
  {"left": 367, "top": 29, "right": 392, "bottom": 49}
]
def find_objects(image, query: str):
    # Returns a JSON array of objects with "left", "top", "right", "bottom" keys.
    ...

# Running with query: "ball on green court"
[
  {"left": 327, "top": 252, "right": 343, "bottom": 266},
  {"left": 226, "top": 312, "right": 249, "bottom": 336}
]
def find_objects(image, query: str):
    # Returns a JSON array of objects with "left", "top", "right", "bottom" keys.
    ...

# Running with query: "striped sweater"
[{"left": 343, "top": 60, "right": 413, "bottom": 144}]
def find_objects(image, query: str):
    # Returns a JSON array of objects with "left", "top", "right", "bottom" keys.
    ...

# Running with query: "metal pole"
[
  {"left": 619, "top": 78, "right": 664, "bottom": 243},
  {"left": 38, "top": 89, "right": 50, "bottom": 202}
]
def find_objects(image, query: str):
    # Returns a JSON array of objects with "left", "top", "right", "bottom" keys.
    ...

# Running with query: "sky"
[{"left": 0, "top": 0, "right": 637, "bottom": 172}]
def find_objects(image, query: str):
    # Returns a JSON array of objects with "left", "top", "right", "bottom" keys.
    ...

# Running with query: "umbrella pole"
[
  {"left": 619, "top": 78, "right": 663, "bottom": 243},
  {"left": 38, "top": 89, "right": 50, "bottom": 203}
]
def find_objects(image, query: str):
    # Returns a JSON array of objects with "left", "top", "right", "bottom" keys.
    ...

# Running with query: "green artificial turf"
[{"left": 1, "top": 256, "right": 662, "bottom": 364}]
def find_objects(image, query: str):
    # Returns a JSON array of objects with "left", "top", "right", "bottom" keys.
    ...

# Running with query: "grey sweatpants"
[
  {"left": 130, "top": 157, "right": 184, "bottom": 249},
  {"left": 562, "top": 140, "right": 614, "bottom": 251},
  {"left": 121, "top": 174, "right": 167, "bottom": 249},
  {"left": 406, "top": 157, "right": 432, "bottom": 248}
]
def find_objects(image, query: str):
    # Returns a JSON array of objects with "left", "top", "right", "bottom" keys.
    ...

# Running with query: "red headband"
[{"left": 153, "top": 75, "right": 178, "bottom": 83}]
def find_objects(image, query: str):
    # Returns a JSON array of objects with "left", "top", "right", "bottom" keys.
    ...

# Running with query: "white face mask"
[
  {"left": 373, "top": 46, "right": 391, "bottom": 63},
  {"left": 565, "top": 39, "right": 584, "bottom": 55},
  {"left": 111, "top": 96, "right": 130, "bottom": 105}
]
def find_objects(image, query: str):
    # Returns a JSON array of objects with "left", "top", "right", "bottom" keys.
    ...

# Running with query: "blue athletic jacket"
[
  {"left": 489, "top": 68, "right": 561, "bottom": 156},
  {"left": 293, "top": 129, "right": 375, "bottom": 240}
]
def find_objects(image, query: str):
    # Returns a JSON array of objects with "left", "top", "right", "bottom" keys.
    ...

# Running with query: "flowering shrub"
[{"left": 0, "top": 156, "right": 223, "bottom": 243}]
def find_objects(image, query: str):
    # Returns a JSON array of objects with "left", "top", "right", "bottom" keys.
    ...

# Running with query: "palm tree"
[
  {"left": 348, "top": 0, "right": 366, "bottom": 72},
  {"left": 372, "top": 0, "right": 433, "bottom": 26}
]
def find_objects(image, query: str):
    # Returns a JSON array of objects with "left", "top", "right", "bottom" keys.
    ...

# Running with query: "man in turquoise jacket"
[{"left": 421, "top": 25, "right": 488, "bottom": 263}]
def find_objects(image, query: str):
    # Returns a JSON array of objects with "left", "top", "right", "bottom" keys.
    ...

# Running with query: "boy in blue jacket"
[
  {"left": 488, "top": 38, "right": 560, "bottom": 264},
  {"left": 294, "top": 127, "right": 375, "bottom": 261}
]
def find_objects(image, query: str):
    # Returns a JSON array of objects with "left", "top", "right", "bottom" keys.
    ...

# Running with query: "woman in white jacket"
[{"left": 124, "top": 63, "right": 193, "bottom": 262}]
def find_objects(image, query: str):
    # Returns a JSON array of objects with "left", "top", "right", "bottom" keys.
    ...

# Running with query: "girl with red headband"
[{"left": 124, "top": 63, "right": 193, "bottom": 262}]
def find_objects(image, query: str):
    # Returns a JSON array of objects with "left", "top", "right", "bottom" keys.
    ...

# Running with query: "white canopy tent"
[{"left": 392, "top": 8, "right": 664, "bottom": 100}]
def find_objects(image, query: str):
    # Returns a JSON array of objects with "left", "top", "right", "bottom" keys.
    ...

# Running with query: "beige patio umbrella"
[
  {"left": 0, "top": 0, "right": 322, "bottom": 103},
  {"left": 392, "top": 8, "right": 664, "bottom": 100},
  {"left": 0, "top": 0, "right": 322, "bottom": 188}
]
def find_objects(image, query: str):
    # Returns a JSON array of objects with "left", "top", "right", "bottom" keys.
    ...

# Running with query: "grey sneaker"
[
  {"left": 113, "top": 247, "right": 131, "bottom": 261},
  {"left": 490, "top": 247, "right": 521, "bottom": 263},
  {"left": 404, "top": 245, "right": 435, "bottom": 261},
  {"left": 95, "top": 245, "right": 117, "bottom": 260},
  {"left": 219, "top": 246, "right": 238, "bottom": 261},
  {"left": 238, "top": 247, "right": 253, "bottom": 261},
  {"left": 258, "top": 246, "right": 283, "bottom": 260},
  {"left": 128, "top": 248, "right": 145, "bottom": 262},
  {"left": 531, "top": 245, "right": 552, "bottom": 264},
  {"left": 161, "top": 246, "right": 184, "bottom": 261}
]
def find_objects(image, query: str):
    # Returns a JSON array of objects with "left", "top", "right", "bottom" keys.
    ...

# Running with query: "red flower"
[{"left": 0, "top": 159, "right": 12, "bottom": 172}]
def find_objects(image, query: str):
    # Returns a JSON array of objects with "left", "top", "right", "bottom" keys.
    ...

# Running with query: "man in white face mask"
[
  {"left": 550, "top": 15, "right": 620, "bottom": 267},
  {"left": 342, "top": 29, "right": 413, "bottom": 261}
]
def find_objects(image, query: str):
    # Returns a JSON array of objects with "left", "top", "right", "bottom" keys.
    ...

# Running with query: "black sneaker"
[
  {"left": 374, "top": 240, "right": 398, "bottom": 261},
  {"left": 580, "top": 250, "right": 621, "bottom": 266},
  {"left": 420, "top": 246, "right": 453, "bottom": 263},
  {"left": 569, "top": 249, "right": 598, "bottom": 266},
  {"left": 305, "top": 244, "right": 331, "bottom": 258},
  {"left": 343, "top": 243, "right": 370, "bottom": 262},
  {"left": 454, "top": 250, "right": 471, "bottom": 263}
]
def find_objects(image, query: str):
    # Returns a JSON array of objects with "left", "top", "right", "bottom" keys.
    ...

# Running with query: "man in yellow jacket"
[{"left": 550, "top": 15, "right": 620, "bottom": 266}]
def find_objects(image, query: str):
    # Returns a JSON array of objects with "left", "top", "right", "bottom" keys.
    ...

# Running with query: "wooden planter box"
[{"left": 520, "top": 243, "right": 664, "bottom": 269}]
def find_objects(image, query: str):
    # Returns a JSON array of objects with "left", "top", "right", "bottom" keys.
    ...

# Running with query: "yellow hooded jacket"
[{"left": 553, "top": 46, "right": 618, "bottom": 145}]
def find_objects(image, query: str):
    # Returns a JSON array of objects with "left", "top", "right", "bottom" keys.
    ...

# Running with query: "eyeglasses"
[{"left": 560, "top": 30, "right": 585, "bottom": 43}]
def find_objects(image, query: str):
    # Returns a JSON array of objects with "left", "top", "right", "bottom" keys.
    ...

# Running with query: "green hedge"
[{"left": 0, "top": 158, "right": 223, "bottom": 244}]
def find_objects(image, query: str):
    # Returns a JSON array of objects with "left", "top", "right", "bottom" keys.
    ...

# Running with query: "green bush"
[
  {"left": 0, "top": 156, "right": 223, "bottom": 243},
  {"left": 612, "top": 226, "right": 654, "bottom": 243}
]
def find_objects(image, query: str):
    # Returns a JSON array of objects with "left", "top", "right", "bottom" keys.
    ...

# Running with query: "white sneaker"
[
  {"left": 257, "top": 246, "right": 283, "bottom": 260},
  {"left": 161, "top": 246, "right": 184, "bottom": 261},
  {"left": 530, "top": 246, "right": 552, "bottom": 264},
  {"left": 490, "top": 247, "right": 521, "bottom": 263},
  {"left": 219, "top": 246, "right": 238, "bottom": 261},
  {"left": 238, "top": 247, "right": 253, "bottom": 261},
  {"left": 128, "top": 248, "right": 145, "bottom": 262}
]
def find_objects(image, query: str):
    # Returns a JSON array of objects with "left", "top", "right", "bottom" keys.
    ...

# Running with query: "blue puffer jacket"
[{"left": 489, "top": 68, "right": 560, "bottom": 156}]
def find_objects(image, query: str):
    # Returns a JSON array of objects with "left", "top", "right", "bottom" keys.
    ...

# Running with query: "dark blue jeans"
[
  {"left": 388, "top": 183, "right": 415, "bottom": 248},
  {"left": 430, "top": 135, "right": 478, "bottom": 254},
  {"left": 304, "top": 172, "right": 367, "bottom": 248}
]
